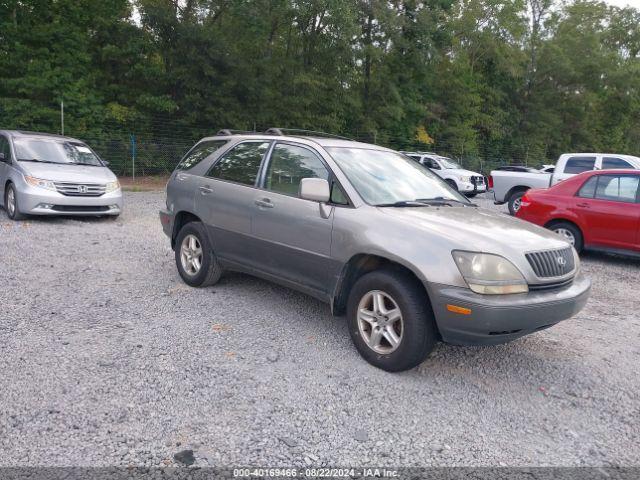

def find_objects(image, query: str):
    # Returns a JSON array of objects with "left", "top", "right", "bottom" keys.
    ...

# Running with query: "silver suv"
[
  {"left": 160, "top": 129, "right": 591, "bottom": 372},
  {"left": 0, "top": 130, "right": 122, "bottom": 220}
]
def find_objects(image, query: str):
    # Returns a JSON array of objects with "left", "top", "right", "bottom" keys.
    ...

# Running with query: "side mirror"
[
  {"left": 0, "top": 153, "right": 5, "bottom": 162},
  {"left": 102, "top": 160, "right": 110, "bottom": 166},
  {"left": 300, "top": 178, "right": 330, "bottom": 203}
]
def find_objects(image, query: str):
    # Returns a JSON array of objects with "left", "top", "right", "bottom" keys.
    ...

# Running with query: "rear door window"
[
  {"left": 176, "top": 140, "right": 227, "bottom": 171},
  {"left": 564, "top": 156, "right": 596, "bottom": 174},
  {"left": 206, "top": 141, "right": 270, "bottom": 186},
  {"left": 594, "top": 175, "right": 640, "bottom": 203},
  {"left": 602, "top": 157, "right": 633, "bottom": 170}
]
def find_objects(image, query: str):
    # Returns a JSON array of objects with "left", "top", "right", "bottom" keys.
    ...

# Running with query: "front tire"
[
  {"left": 5, "top": 184, "right": 25, "bottom": 220},
  {"left": 174, "top": 222, "right": 223, "bottom": 287},
  {"left": 347, "top": 269, "right": 438, "bottom": 372},
  {"left": 445, "top": 179, "right": 458, "bottom": 191}
]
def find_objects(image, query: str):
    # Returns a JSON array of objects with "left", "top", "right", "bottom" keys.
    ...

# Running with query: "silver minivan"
[
  {"left": 160, "top": 129, "right": 591, "bottom": 372},
  {"left": 0, "top": 130, "right": 123, "bottom": 220}
]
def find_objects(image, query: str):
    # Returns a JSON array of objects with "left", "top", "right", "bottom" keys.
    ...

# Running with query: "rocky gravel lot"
[{"left": 0, "top": 191, "right": 639, "bottom": 468}]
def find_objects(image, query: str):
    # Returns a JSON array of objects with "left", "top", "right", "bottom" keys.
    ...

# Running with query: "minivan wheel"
[
  {"left": 5, "top": 184, "right": 25, "bottom": 220},
  {"left": 347, "top": 269, "right": 438, "bottom": 372},
  {"left": 548, "top": 221, "right": 584, "bottom": 253},
  {"left": 507, "top": 189, "right": 526, "bottom": 216},
  {"left": 174, "top": 222, "right": 222, "bottom": 287}
]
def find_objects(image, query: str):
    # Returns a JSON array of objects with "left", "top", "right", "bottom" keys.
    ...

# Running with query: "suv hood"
[
  {"left": 379, "top": 205, "right": 568, "bottom": 254},
  {"left": 18, "top": 162, "right": 116, "bottom": 183}
]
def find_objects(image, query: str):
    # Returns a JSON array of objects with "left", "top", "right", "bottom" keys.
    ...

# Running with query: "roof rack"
[
  {"left": 216, "top": 129, "right": 257, "bottom": 136},
  {"left": 265, "top": 128, "right": 353, "bottom": 141}
]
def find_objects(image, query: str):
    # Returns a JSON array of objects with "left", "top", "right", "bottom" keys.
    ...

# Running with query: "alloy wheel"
[
  {"left": 7, "top": 188, "right": 16, "bottom": 216},
  {"left": 553, "top": 227, "right": 576, "bottom": 246},
  {"left": 357, "top": 290, "right": 404, "bottom": 354},
  {"left": 180, "top": 234, "right": 203, "bottom": 276},
  {"left": 512, "top": 197, "right": 522, "bottom": 213}
]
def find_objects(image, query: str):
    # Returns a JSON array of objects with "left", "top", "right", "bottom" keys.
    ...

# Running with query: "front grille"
[
  {"left": 54, "top": 182, "right": 106, "bottom": 197},
  {"left": 51, "top": 205, "right": 110, "bottom": 212},
  {"left": 471, "top": 176, "right": 485, "bottom": 186},
  {"left": 526, "top": 248, "right": 575, "bottom": 278}
]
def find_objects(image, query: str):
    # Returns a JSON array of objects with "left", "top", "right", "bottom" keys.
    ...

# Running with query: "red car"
[{"left": 516, "top": 169, "right": 640, "bottom": 255}]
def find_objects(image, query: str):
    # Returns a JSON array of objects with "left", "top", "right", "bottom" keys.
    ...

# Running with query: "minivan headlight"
[
  {"left": 105, "top": 180, "right": 120, "bottom": 193},
  {"left": 24, "top": 176, "right": 57, "bottom": 191},
  {"left": 452, "top": 251, "right": 528, "bottom": 294}
]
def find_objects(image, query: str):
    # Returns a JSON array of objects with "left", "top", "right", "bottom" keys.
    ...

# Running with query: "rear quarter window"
[{"left": 176, "top": 140, "right": 228, "bottom": 171}]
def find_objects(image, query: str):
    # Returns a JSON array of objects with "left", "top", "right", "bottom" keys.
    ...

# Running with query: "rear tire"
[
  {"left": 547, "top": 221, "right": 584, "bottom": 253},
  {"left": 174, "top": 221, "right": 223, "bottom": 287},
  {"left": 507, "top": 189, "right": 527, "bottom": 216},
  {"left": 5, "top": 184, "right": 25, "bottom": 220},
  {"left": 347, "top": 269, "right": 438, "bottom": 372}
]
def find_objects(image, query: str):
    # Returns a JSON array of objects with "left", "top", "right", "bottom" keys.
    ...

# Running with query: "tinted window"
[
  {"left": 564, "top": 156, "right": 596, "bottom": 174},
  {"left": 207, "top": 141, "right": 270, "bottom": 186},
  {"left": 264, "top": 144, "right": 328, "bottom": 197},
  {"left": 602, "top": 157, "right": 633, "bottom": 170},
  {"left": 578, "top": 176, "right": 598, "bottom": 198},
  {"left": 177, "top": 140, "right": 227, "bottom": 171},
  {"left": 594, "top": 175, "right": 639, "bottom": 203},
  {"left": 0, "top": 137, "right": 10, "bottom": 162}
]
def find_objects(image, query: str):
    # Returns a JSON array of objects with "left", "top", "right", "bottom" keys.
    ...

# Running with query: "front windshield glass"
[
  {"left": 438, "top": 157, "right": 462, "bottom": 169},
  {"left": 15, "top": 138, "right": 103, "bottom": 166},
  {"left": 326, "top": 147, "right": 469, "bottom": 206}
]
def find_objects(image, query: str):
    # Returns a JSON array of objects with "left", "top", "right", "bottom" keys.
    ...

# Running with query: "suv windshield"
[
  {"left": 327, "top": 147, "right": 470, "bottom": 206},
  {"left": 14, "top": 138, "right": 103, "bottom": 166},
  {"left": 438, "top": 157, "right": 462, "bottom": 169}
]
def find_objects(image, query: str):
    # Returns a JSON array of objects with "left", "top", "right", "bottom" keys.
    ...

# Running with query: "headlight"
[
  {"left": 452, "top": 251, "right": 528, "bottom": 294},
  {"left": 24, "top": 176, "right": 57, "bottom": 191},
  {"left": 105, "top": 180, "right": 120, "bottom": 193},
  {"left": 460, "top": 176, "right": 471, "bottom": 183}
]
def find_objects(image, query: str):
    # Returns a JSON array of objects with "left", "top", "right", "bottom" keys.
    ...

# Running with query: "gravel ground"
[{"left": 1, "top": 191, "right": 639, "bottom": 468}]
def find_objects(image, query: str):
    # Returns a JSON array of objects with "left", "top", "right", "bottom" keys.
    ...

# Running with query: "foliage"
[{"left": 1, "top": 0, "right": 639, "bottom": 173}]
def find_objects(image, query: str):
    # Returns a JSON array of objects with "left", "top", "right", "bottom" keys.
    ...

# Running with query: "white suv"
[{"left": 402, "top": 152, "right": 486, "bottom": 197}]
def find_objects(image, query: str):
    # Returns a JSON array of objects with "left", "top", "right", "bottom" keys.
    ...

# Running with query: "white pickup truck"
[{"left": 491, "top": 153, "right": 640, "bottom": 215}]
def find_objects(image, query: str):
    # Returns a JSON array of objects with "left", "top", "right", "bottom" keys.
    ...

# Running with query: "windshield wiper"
[
  {"left": 375, "top": 200, "right": 430, "bottom": 208},
  {"left": 18, "top": 158, "right": 62, "bottom": 164},
  {"left": 416, "top": 197, "right": 477, "bottom": 207}
]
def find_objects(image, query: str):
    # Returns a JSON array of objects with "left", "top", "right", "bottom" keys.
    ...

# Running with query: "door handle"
[
  {"left": 199, "top": 185, "right": 213, "bottom": 195},
  {"left": 576, "top": 203, "right": 590, "bottom": 208},
  {"left": 255, "top": 198, "right": 274, "bottom": 209}
]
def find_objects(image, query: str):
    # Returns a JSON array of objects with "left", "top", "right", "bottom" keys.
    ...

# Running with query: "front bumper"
[
  {"left": 459, "top": 181, "right": 486, "bottom": 194},
  {"left": 429, "top": 273, "right": 591, "bottom": 346},
  {"left": 17, "top": 186, "right": 123, "bottom": 216}
]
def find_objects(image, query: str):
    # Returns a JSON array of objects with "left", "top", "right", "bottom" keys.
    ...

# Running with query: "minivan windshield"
[
  {"left": 14, "top": 138, "right": 104, "bottom": 166},
  {"left": 327, "top": 147, "right": 470, "bottom": 206},
  {"left": 438, "top": 157, "right": 462, "bottom": 169}
]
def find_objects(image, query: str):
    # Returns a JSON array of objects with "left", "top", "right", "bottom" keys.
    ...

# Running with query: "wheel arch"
[
  {"left": 171, "top": 210, "right": 203, "bottom": 249},
  {"left": 331, "top": 253, "right": 433, "bottom": 317},
  {"left": 506, "top": 185, "right": 530, "bottom": 200}
]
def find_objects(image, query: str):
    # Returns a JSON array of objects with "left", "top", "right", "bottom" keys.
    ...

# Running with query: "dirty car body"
[{"left": 160, "top": 132, "right": 591, "bottom": 370}]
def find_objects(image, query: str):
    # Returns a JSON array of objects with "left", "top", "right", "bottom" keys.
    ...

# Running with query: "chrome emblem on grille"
[
  {"left": 78, "top": 185, "right": 88, "bottom": 193},
  {"left": 557, "top": 256, "right": 567, "bottom": 267}
]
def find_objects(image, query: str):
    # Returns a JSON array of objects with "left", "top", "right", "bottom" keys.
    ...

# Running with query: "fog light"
[{"left": 38, "top": 203, "right": 54, "bottom": 209}]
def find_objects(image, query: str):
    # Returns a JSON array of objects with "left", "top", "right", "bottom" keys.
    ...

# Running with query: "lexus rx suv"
[
  {"left": 0, "top": 130, "right": 122, "bottom": 220},
  {"left": 160, "top": 129, "right": 591, "bottom": 372}
]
